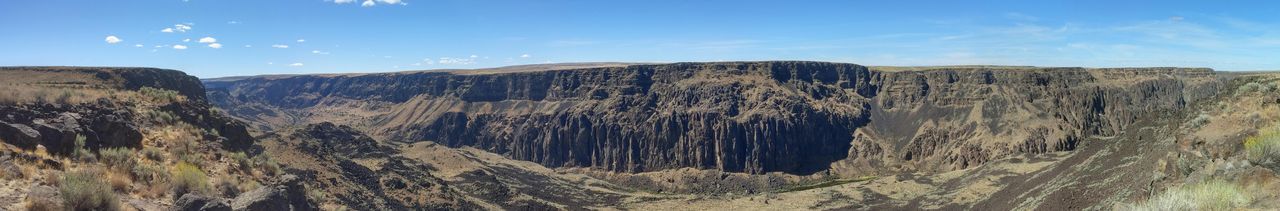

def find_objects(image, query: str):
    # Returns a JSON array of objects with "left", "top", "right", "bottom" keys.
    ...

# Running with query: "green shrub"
[
  {"left": 139, "top": 87, "right": 180, "bottom": 102},
  {"left": 171, "top": 162, "right": 211, "bottom": 197},
  {"left": 60, "top": 170, "right": 120, "bottom": 211},
  {"left": 73, "top": 134, "right": 95, "bottom": 162},
  {"left": 1125, "top": 180, "right": 1251, "bottom": 211},
  {"left": 1245, "top": 129, "right": 1280, "bottom": 170},
  {"left": 99, "top": 147, "right": 135, "bottom": 171}
]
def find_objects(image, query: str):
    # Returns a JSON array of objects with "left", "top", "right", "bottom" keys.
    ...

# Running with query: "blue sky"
[{"left": 2, "top": 0, "right": 1278, "bottom": 78}]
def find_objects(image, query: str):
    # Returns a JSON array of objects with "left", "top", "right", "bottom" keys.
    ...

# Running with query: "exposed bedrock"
[{"left": 207, "top": 61, "right": 1222, "bottom": 174}]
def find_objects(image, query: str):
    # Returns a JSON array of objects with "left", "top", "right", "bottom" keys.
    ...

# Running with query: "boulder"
[
  {"left": 33, "top": 118, "right": 80, "bottom": 155},
  {"left": 0, "top": 122, "right": 40, "bottom": 149},
  {"left": 172, "top": 194, "right": 232, "bottom": 211},
  {"left": 230, "top": 174, "right": 316, "bottom": 211}
]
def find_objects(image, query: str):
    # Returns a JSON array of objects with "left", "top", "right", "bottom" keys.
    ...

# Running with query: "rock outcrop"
[
  {"left": 0, "top": 102, "right": 143, "bottom": 154},
  {"left": 207, "top": 61, "right": 1222, "bottom": 174},
  {"left": 231, "top": 175, "right": 316, "bottom": 211}
]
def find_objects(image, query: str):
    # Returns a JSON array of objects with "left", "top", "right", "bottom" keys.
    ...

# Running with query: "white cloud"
[
  {"left": 520, "top": 54, "right": 531, "bottom": 58},
  {"left": 469, "top": 55, "right": 478, "bottom": 58},
  {"left": 289, "top": 63, "right": 304, "bottom": 67},
  {"left": 183, "top": 38, "right": 191, "bottom": 42},
  {"left": 162, "top": 24, "right": 192, "bottom": 33},
  {"left": 198, "top": 37, "right": 217, "bottom": 43},
  {"left": 207, "top": 43, "right": 222, "bottom": 48},
  {"left": 104, "top": 36, "right": 122, "bottom": 44},
  {"left": 378, "top": 0, "right": 403, "bottom": 4},
  {"left": 438, "top": 57, "right": 475, "bottom": 65},
  {"left": 244, "top": 45, "right": 252, "bottom": 48},
  {"left": 173, "top": 45, "right": 188, "bottom": 50},
  {"left": 134, "top": 44, "right": 143, "bottom": 47},
  {"left": 227, "top": 21, "right": 240, "bottom": 24},
  {"left": 311, "top": 50, "right": 329, "bottom": 55},
  {"left": 333, "top": 0, "right": 356, "bottom": 3},
  {"left": 361, "top": 0, "right": 375, "bottom": 7},
  {"left": 296, "top": 39, "right": 306, "bottom": 43},
  {"left": 271, "top": 44, "right": 289, "bottom": 48}
]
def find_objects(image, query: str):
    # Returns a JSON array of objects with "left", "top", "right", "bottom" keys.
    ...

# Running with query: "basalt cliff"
[{"left": 205, "top": 61, "right": 1222, "bottom": 175}]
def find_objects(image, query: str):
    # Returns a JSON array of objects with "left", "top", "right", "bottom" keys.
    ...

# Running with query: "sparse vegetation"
[
  {"left": 139, "top": 86, "right": 182, "bottom": 102},
  {"left": 132, "top": 163, "right": 168, "bottom": 185},
  {"left": 253, "top": 152, "right": 282, "bottom": 176},
  {"left": 171, "top": 162, "right": 211, "bottom": 197},
  {"left": 230, "top": 152, "right": 252, "bottom": 172},
  {"left": 99, "top": 147, "right": 136, "bottom": 172},
  {"left": 1188, "top": 113, "right": 1211, "bottom": 129},
  {"left": 780, "top": 176, "right": 877, "bottom": 193},
  {"left": 1234, "top": 81, "right": 1279, "bottom": 96},
  {"left": 60, "top": 170, "right": 121, "bottom": 211},
  {"left": 1124, "top": 180, "right": 1251, "bottom": 211},
  {"left": 140, "top": 147, "right": 164, "bottom": 161}
]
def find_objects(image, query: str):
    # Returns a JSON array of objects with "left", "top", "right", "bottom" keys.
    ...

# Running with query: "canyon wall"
[{"left": 206, "top": 61, "right": 1222, "bottom": 174}]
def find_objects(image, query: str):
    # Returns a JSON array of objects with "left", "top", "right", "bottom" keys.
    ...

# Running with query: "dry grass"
[
  {"left": 1124, "top": 180, "right": 1252, "bottom": 211},
  {"left": 107, "top": 171, "right": 133, "bottom": 193},
  {"left": 22, "top": 197, "right": 63, "bottom": 211}
]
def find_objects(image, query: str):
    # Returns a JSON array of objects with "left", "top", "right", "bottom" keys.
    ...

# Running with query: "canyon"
[{"left": 2, "top": 62, "right": 1277, "bottom": 210}]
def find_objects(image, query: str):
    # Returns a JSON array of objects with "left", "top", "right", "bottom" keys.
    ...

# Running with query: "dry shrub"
[
  {"left": 107, "top": 171, "right": 133, "bottom": 193},
  {"left": 100, "top": 147, "right": 136, "bottom": 172},
  {"left": 22, "top": 197, "right": 63, "bottom": 211},
  {"left": 60, "top": 169, "right": 121, "bottom": 211}
]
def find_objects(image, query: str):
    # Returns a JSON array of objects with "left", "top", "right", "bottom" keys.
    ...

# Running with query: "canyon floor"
[{"left": 2, "top": 62, "right": 1279, "bottom": 210}]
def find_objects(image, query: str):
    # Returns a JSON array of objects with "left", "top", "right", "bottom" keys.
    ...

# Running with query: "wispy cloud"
[
  {"left": 161, "top": 24, "right": 192, "bottom": 33},
  {"left": 312, "top": 50, "right": 329, "bottom": 55},
  {"left": 172, "top": 45, "right": 188, "bottom": 50},
  {"left": 289, "top": 63, "right": 304, "bottom": 67},
  {"left": 207, "top": 43, "right": 222, "bottom": 49},
  {"left": 271, "top": 44, "right": 289, "bottom": 48},
  {"left": 198, "top": 37, "right": 217, "bottom": 43},
  {"left": 438, "top": 57, "right": 476, "bottom": 65}
]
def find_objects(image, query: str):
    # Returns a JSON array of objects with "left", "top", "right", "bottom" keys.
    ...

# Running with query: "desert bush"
[
  {"left": 1124, "top": 180, "right": 1251, "bottom": 211},
  {"left": 72, "top": 134, "right": 95, "bottom": 162},
  {"left": 1236, "top": 82, "right": 1262, "bottom": 96},
  {"left": 1245, "top": 129, "right": 1280, "bottom": 170},
  {"left": 60, "top": 170, "right": 121, "bottom": 211},
  {"left": 1188, "top": 113, "right": 1211, "bottom": 129},
  {"left": 99, "top": 147, "right": 135, "bottom": 171},
  {"left": 230, "top": 152, "right": 252, "bottom": 172},
  {"left": 171, "top": 162, "right": 211, "bottom": 197},
  {"left": 252, "top": 153, "right": 281, "bottom": 176},
  {"left": 132, "top": 163, "right": 168, "bottom": 185},
  {"left": 139, "top": 87, "right": 181, "bottom": 102},
  {"left": 23, "top": 197, "right": 62, "bottom": 211},
  {"left": 140, "top": 147, "right": 164, "bottom": 161},
  {"left": 106, "top": 171, "right": 132, "bottom": 192},
  {"left": 147, "top": 110, "right": 179, "bottom": 124}
]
